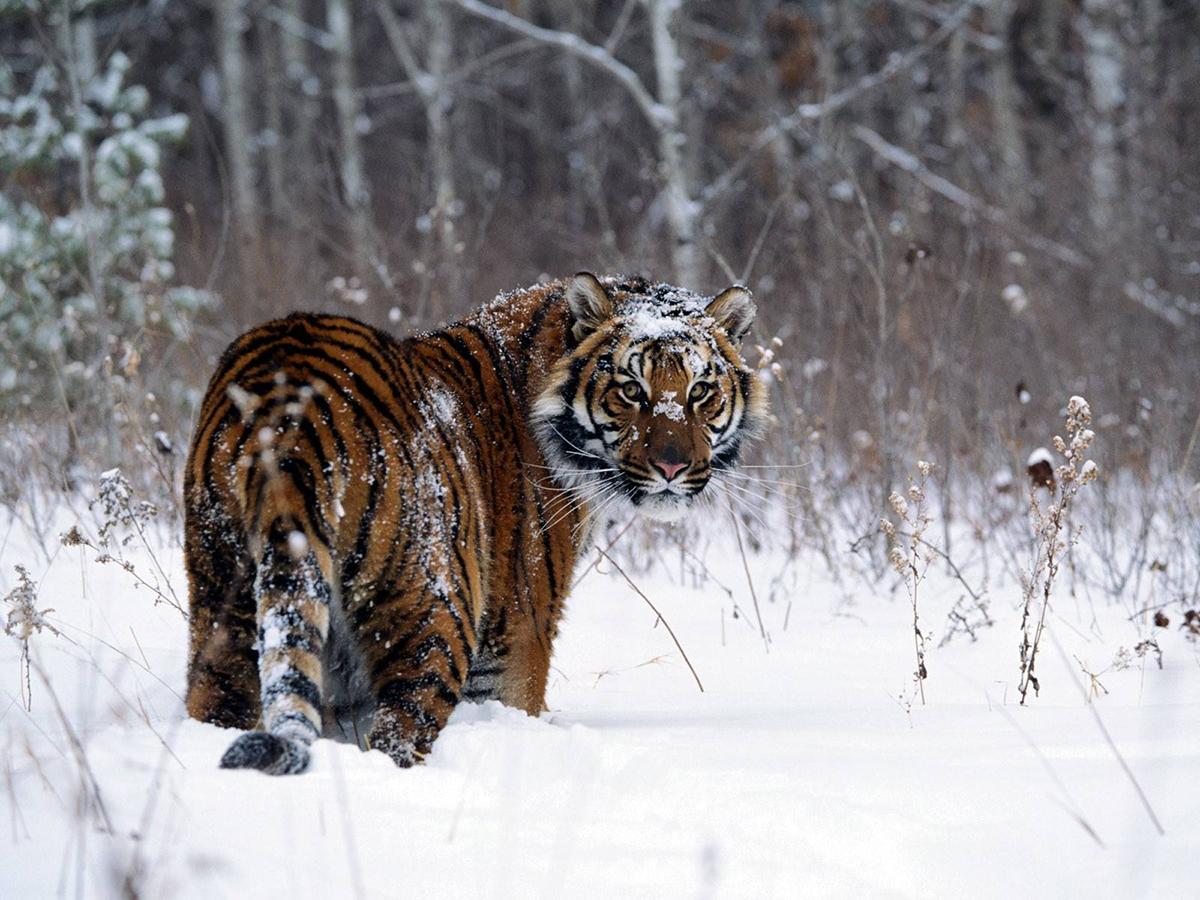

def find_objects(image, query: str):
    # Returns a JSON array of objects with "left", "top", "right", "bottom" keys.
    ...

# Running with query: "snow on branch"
[{"left": 443, "top": 0, "right": 672, "bottom": 132}]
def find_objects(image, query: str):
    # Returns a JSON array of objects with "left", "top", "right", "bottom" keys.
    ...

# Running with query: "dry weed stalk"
[
  {"left": 61, "top": 468, "right": 184, "bottom": 616},
  {"left": 881, "top": 459, "right": 934, "bottom": 704},
  {"left": 1018, "top": 396, "right": 1099, "bottom": 704},
  {"left": 3, "top": 564, "right": 62, "bottom": 710}
]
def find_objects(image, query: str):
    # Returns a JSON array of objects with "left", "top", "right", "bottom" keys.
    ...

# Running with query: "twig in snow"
[
  {"left": 597, "top": 548, "right": 704, "bottom": 693},
  {"left": 572, "top": 518, "right": 636, "bottom": 589},
  {"left": 992, "top": 700, "right": 1106, "bottom": 849},
  {"left": 730, "top": 511, "right": 770, "bottom": 654},
  {"left": 28, "top": 655, "right": 113, "bottom": 833},
  {"left": 1050, "top": 634, "right": 1165, "bottom": 836}
]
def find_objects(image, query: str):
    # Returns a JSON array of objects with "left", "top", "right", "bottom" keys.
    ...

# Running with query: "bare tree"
[
  {"left": 378, "top": 0, "right": 462, "bottom": 311},
  {"left": 215, "top": 0, "right": 258, "bottom": 247},
  {"left": 987, "top": 0, "right": 1028, "bottom": 211},
  {"left": 646, "top": 0, "right": 700, "bottom": 286},
  {"left": 328, "top": 0, "right": 372, "bottom": 280},
  {"left": 262, "top": 21, "right": 288, "bottom": 230},
  {"left": 7, "top": 0, "right": 1199, "bottom": 536},
  {"left": 1082, "top": 0, "right": 1125, "bottom": 240},
  {"left": 446, "top": 0, "right": 701, "bottom": 285},
  {"left": 277, "top": 0, "right": 321, "bottom": 223}
]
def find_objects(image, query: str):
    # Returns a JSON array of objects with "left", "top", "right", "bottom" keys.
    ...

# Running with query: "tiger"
[{"left": 183, "top": 272, "right": 767, "bottom": 774}]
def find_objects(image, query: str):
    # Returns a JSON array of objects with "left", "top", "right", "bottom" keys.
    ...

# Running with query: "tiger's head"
[{"left": 533, "top": 273, "right": 768, "bottom": 524}]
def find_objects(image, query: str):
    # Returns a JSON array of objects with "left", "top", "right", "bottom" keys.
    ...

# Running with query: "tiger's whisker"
[
  {"left": 708, "top": 479, "right": 771, "bottom": 535},
  {"left": 713, "top": 474, "right": 801, "bottom": 523},
  {"left": 548, "top": 424, "right": 608, "bottom": 462},
  {"left": 538, "top": 479, "right": 624, "bottom": 536},
  {"left": 718, "top": 471, "right": 810, "bottom": 491},
  {"left": 713, "top": 475, "right": 804, "bottom": 507}
]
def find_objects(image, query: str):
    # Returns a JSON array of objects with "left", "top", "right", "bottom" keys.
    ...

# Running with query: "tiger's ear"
[
  {"left": 566, "top": 272, "right": 613, "bottom": 338},
  {"left": 706, "top": 285, "right": 756, "bottom": 343}
]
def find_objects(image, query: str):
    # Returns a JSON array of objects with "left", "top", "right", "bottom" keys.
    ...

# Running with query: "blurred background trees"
[{"left": 1, "top": 0, "right": 1198, "bottom": 530}]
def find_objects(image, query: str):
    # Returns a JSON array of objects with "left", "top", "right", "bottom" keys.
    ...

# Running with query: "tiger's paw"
[
  {"left": 219, "top": 731, "right": 311, "bottom": 775},
  {"left": 366, "top": 709, "right": 428, "bottom": 768}
]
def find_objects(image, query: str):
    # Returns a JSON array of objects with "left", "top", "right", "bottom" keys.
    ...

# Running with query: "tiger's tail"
[{"left": 220, "top": 388, "right": 337, "bottom": 775}]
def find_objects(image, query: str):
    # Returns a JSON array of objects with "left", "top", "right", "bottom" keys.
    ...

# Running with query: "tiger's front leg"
[
  {"left": 462, "top": 610, "right": 552, "bottom": 716},
  {"left": 362, "top": 586, "right": 475, "bottom": 767}
]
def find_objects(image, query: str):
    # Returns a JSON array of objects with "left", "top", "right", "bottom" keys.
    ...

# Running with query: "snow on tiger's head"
[{"left": 533, "top": 273, "right": 768, "bottom": 524}]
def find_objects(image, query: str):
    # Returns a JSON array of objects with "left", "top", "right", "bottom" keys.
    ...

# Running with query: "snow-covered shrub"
[{"left": 0, "top": 47, "right": 212, "bottom": 454}]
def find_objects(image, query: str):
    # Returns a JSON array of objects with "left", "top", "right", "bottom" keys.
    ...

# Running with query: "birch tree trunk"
[
  {"left": 1125, "top": 0, "right": 1162, "bottom": 268},
  {"left": 945, "top": 27, "right": 968, "bottom": 185},
  {"left": 987, "top": 0, "right": 1027, "bottom": 212},
  {"left": 646, "top": 0, "right": 700, "bottom": 287},
  {"left": 215, "top": 0, "right": 258, "bottom": 247},
  {"left": 378, "top": 0, "right": 460, "bottom": 315},
  {"left": 446, "top": 0, "right": 699, "bottom": 283},
  {"left": 1082, "top": 0, "right": 1125, "bottom": 240},
  {"left": 327, "top": 0, "right": 372, "bottom": 280},
  {"left": 263, "top": 27, "right": 287, "bottom": 231},
  {"left": 279, "top": 0, "right": 317, "bottom": 222},
  {"left": 425, "top": 0, "right": 459, "bottom": 303},
  {"left": 73, "top": 11, "right": 97, "bottom": 81}
]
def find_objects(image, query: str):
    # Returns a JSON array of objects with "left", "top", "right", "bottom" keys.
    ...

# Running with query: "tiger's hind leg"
[
  {"left": 219, "top": 523, "right": 333, "bottom": 776},
  {"left": 185, "top": 510, "right": 260, "bottom": 730},
  {"left": 362, "top": 588, "right": 474, "bottom": 767}
]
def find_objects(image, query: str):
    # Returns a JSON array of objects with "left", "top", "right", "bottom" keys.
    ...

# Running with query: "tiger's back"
[
  {"left": 185, "top": 287, "right": 582, "bottom": 771},
  {"left": 185, "top": 274, "right": 765, "bottom": 773}
]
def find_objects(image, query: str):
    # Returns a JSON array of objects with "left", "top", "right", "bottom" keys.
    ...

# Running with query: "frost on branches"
[{"left": 0, "top": 48, "right": 212, "bottom": 424}]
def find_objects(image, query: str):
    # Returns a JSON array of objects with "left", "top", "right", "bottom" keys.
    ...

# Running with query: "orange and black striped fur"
[{"left": 184, "top": 273, "right": 766, "bottom": 774}]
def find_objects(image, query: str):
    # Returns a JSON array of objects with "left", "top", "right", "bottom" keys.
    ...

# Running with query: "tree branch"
[
  {"left": 443, "top": 0, "right": 671, "bottom": 133},
  {"left": 849, "top": 124, "right": 1090, "bottom": 269},
  {"left": 376, "top": 1, "right": 426, "bottom": 92},
  {"left": 701, "top": 0, "right": 977, "bottom": 208},
  {"left": 891, "top": 0, "right": 1002, "bottom": 51}
]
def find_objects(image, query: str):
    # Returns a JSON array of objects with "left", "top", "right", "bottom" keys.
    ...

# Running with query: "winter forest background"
[
  {"left": 2, "top": 1, "right": 1200, "bottom": 897},
  {"left": 5, "top": 0, "right": 1200, "bottom": 499}
]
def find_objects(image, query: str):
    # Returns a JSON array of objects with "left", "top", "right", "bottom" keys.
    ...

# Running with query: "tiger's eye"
[
  {"left": 621, "top": 381, "right": 644, "bottom": 403},
  {"left": 689, "top": 382, "right": 711, "bottom": 403}
]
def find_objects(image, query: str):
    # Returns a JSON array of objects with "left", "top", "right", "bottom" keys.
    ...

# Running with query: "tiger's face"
[{"left": 533, "top": 273, "right": 768, "bottom": 524}]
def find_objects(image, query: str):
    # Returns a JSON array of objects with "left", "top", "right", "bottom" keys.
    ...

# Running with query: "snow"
[
  {"left": 652, "top": 390, "right": 685, "bottom": 422},
  {"left": 801, "top": 358, "right": 827, "bottom": 380},
  {"left": 1, "top": 514, "right": 1197, "bottom": 897},
  {"left": 1027, "top": 447, "right": 1054, "bottom": 468},
  {"left": 624, "top": 305, "right": 691, "bottom": 341},
  {"left": 287, "top": 530, "right": 309, "bottom": 559},
  {"left": 1001, "top": 283, "right": 1028, "bottom": 315}
]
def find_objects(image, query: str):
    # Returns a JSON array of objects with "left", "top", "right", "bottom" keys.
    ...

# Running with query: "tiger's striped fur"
[{"left": 184, "top": 274, "right": 765, "bottom": 773}]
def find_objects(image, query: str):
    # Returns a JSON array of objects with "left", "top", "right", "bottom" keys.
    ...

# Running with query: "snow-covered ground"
[{"left": 1, "top": 511, "right": 1197, "bottom": 899}]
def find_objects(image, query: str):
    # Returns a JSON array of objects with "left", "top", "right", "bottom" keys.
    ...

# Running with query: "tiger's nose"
[{"left": 652, "top": 459, "right": 689, "bottom": 481}]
